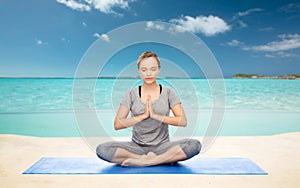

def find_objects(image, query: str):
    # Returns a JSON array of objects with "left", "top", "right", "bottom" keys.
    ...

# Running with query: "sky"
[{"left": 0, "top": 0, "right": 300, "bottom": 78}]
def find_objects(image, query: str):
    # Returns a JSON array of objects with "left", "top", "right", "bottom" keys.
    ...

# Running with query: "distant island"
[{"left": 232, "top": 74, "right": 300, "bottom": 80}]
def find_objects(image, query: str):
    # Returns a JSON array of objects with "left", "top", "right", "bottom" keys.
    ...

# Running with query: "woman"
[{"left": 96, "top": 51, "right": 201, "bottom": 167}]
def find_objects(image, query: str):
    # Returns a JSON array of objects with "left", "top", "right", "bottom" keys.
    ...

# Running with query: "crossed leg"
[
  {"left": 119, "top": 144, "right": 187, "bottom": 167},
  {"left": 97, "top": 139, "right": 201, "bottom": 167}
]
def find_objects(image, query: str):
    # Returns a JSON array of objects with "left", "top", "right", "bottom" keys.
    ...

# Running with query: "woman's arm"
[
  {"left": 114, "top": 102, "right": 150, "bottom": 130},
  {"left": 150, "top": 103, "right": 187, "bottom": 127}
]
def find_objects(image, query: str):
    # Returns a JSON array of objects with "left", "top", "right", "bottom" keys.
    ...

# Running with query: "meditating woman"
[{"left": 96, "top": 51, "right": 201, "bottom": 167}]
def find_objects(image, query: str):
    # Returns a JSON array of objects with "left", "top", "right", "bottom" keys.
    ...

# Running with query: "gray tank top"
[{"left": 120, "top": 86, "right": 181, "bottom": 146}]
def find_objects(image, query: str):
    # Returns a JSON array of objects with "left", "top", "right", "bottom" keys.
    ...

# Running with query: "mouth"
[{"left": 145, "top": 77, "right": 153, "bottom": 80}]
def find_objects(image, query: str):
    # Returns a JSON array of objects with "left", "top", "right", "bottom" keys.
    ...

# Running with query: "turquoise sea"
[{"left": 0, "top": 78, "right": 299, "bottom": 137}]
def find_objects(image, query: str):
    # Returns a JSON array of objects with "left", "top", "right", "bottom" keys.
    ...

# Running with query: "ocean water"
[{"left": 0, "top": 78, "right": 299, "bottom": 137}]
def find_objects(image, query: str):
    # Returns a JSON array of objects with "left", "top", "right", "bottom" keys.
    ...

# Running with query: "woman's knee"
[
  {"left": 96, "top": 142, "right": 116, "bottom": 162},
  {"left": 180, "top": 139, "right": 201, "bottom": 158},
  {"left": 190, "top": 139, "right": 201, "bottom": 154}
]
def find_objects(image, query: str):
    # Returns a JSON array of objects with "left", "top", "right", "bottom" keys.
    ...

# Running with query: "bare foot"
[
  {"left": 121, "top": 152, "right": 158, "bottom": 167},
  {"left": 146, "top": 152, "right": 157, "bottom": 158},
  {"left": 121, "top": 158, "right": 147, "bottom": 167}
]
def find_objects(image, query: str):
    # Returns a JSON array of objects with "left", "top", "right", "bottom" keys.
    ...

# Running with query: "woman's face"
[{"left": 139, "top": 57, "right": 160, "bottom": 84}]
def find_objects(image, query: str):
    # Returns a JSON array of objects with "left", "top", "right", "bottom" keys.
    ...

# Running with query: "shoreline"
[
  {"left": 1, "top": 133, "right": 300, "bottom": 187},
  {"left": 1, "top": 110, "right": 299, "bottom": 137}
]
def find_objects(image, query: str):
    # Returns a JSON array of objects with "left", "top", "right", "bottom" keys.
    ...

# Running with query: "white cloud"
[
  {"left": 61, "top": 37, "right": 70, "bottom": 43},
  {"left": 146, "top": 21, "right": 165, "bottom": 30},
  {"left": 56, "top": 0, "right": 91, "bottom": 11},
  {"left": 56, "top": 0, "right": 135, "bottom": 15},
  {"left": 238, "top": 20, "right": 247, "bottom": 28},
  {"left": 37, "top": 40, "right": 43, "bottom": 45},
  {"left": 227, "top": 39, "right": 244, "bottom": 47},
  {"left": 237, "top": 8, "right": 264, "bottom": 17},
  {"left": 93, "top": 33, "right": 101, "bottom": 38},
  {"left": 228, "top": 34, "right": 300, "bottom": 52},
  {"left": 228, "top": 34, "right": 300, "bottom": 59},
  {"left": 82, "top": 22, "right": 87, "bottom": 27},
  {"left": 36, "top": 39, "right": 48, "bottom": 45},
  {"left": 279, "top": 3, "right": 300, "bottom": 13},
  {"left": 93, "top": 33, "right": 110, "bottom": 42},
  {"left": 258, "top": 27, "right": 273, "bottom": 32},
  {"left": 92, "top": 0, "right": 133, "bottom": 15},
  {"left": 238, "top": 8, "right": 263, "bottom": 16},
  {"left": 231, "top": 8, "right": 263, "bottom": 28},
  {"left": 244, "top": 34, "right": 300, "bottom": 52},
  {"left": 170, "top": 15, "right": 231, "bottom": 36},
  {"left": 100, "top": 34, "right": 110, "bottom": 42},
  {"left": 265, "top": 52, "right": 296, "bottom": 58}
]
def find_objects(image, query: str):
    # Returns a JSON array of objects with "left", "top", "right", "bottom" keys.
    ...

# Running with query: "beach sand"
[{"left": 1, "top": 133, "right": 299, "bottom": 188}]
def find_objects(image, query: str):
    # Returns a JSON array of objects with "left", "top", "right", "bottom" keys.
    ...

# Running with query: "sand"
[{"left": 1, "top": 133, "right": 300, "bottom": 188}]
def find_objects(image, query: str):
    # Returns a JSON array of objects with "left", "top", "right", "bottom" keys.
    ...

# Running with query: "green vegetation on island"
[{"left": 232, "top": 74, "right": 300, "bottom": 80}]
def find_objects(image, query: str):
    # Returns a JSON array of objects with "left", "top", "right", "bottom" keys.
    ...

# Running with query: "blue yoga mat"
[{"left": 23, "top": 158, "right": 268, "bottom": 175}]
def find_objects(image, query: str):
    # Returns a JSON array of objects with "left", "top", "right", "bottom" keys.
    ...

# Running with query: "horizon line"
[{"left": 0, "top": 73, "right": 299, "bottom": 79}]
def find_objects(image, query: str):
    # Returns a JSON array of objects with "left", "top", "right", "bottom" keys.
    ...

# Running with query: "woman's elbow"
[
  {"left": 180, "top": 121, "right": 187, "bottom": 127},
  {"left": 179, "top": 118, "right": 187, "bottom": 127},
  {"left": 114, "top": 119, "right": 122, "bottom": 130}
]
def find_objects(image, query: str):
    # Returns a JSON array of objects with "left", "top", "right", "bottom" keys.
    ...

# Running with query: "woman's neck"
[{"left": 142, "top": 82, "right": 158, "bottom": 91}]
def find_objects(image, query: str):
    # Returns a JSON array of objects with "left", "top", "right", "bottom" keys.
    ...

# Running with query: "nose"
[{"left": 146, "top": 70, "right": 151, "bottom": 76}]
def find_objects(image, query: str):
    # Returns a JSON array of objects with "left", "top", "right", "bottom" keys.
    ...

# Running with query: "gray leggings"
[{"left": 96, "top": 139, "right": 201, "bottom": 163}]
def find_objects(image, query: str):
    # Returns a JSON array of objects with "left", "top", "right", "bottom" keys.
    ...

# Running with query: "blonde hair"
[{"left": 137, "top": 51, "right": 160, "bottom": 69}]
